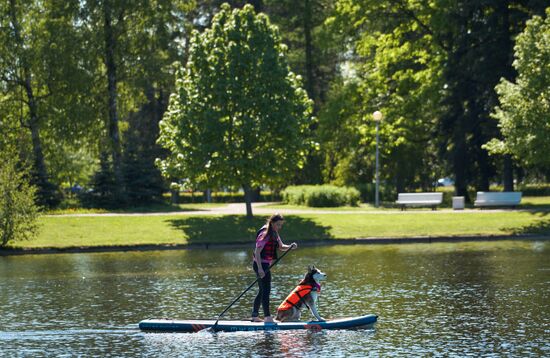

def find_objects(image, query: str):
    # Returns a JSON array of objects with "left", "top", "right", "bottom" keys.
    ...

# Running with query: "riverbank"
[{"left": 1, "top": 233, "right": 549, "bottom": 256}]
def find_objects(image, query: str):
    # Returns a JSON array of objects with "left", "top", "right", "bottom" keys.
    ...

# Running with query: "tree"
[
  {"left": 157, "top": 4, "right": 315, "bottom": 217},
  {"left": 79, "top": 0, "right": 127, "bottom": 202},
  {"left": 0, "top": 0, "right": 60, "bottom": 207},
  {"left": 118, "top": 0, "right": 198, "bottom": 206},
  {"left": 81, "top": 152, "right": 118, "bottom": 209},
  {"left": 262, "top": 0, "right": 340, "bottom": 185},
  {"left": 1, "top": 0, "right": 103, "bottom": 206},
  {"left": 264, "top": 0, "right": 337, "bottom": 108},
  {"left": 322, "top": 0, "right": 445, "bottom": 196},
  {"left": 485, "top": 8, "right": 550, "bottom": 170},
  {"left": 325, "top": 0, "right": 547, "bottom": 200},
  {"left": 78, "top": 0, "right": 195, "bottom": 207},
  {"left": 0, "top": 145, "right": 39, "bottom": 247},
  {"left": 122, "top": 105, "right": 166, "bottom": 206}
]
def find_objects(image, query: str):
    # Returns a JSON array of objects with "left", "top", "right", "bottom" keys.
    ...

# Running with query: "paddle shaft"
[{"left": 212, "top": 246, "right": 294, "bottom": 328}]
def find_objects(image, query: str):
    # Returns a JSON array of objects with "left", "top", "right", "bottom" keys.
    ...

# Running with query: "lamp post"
[{"left": 372, "top": 110, "right": 383, "bottom": 207}]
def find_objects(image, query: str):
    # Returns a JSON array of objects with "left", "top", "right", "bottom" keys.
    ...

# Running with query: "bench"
[
  {"left": 396, "top": 192, "right": 443, "bottom": 210},
  {"left": 474, "top": 191, "right": 522, "bottom": 208}
]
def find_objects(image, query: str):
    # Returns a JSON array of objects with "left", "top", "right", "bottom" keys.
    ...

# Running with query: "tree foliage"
[
  {"left": 321, "top": 0, "right": 445, "bottom": 195},
  {"left": 322, "top": 0, "right": 547, "bottom": 199},
  {"left": 1, "top": 1, "right": 549, "bottom": 212},
  {"left": 157, "top": 4, "right": 315, "bottom": 216},
  {"left": 485, "top": 8, "right": 550, "bottom": 169},
  {"left": 0, "top": 0, "right": 102, "bottom": 207},
  {"left": 0, "top": 145, "right": 39, "bottom": 247}
]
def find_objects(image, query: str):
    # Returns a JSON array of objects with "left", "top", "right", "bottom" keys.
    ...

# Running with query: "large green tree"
[
  {"left": 485, "top": 8, "right": 550, "bottom": 170},
  {"left": 1, "top": 0, "right": 60, "bottom": 207},
  {"left": 157, "top": 4, "right": 314, "bottom": 217},
  {"left": 1, "top": 0, "right": 104, "bottom": 206}
]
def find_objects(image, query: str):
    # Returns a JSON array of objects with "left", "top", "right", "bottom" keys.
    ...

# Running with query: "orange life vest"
[{"left": 277, "top": 283, "right": 320, "bottom": 311}]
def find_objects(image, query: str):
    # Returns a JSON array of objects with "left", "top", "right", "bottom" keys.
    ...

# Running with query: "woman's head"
[{"left": 267, "top": 213, "right": 284, "bottom": 233}]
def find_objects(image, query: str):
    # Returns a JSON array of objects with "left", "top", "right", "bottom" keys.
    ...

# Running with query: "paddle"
[{"left": 208, "top": 245, "right": 295, "bottom": 332}]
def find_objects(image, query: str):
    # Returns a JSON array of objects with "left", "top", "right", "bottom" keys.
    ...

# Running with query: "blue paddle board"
[{"left": 139, "top": 314, "right": 377, "bottom": 332}]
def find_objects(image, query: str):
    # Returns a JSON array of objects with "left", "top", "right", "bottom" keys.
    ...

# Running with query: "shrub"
[
  {"left": 282, "top": 185, "right": 361, "bottom": 207},
  {"left": 355, "top": 183, "right": 397, "bottom": 204},
  {"left": 517, "top": 184, "right": 550, "bottom": 196},
  {"left": 0, "top": 146, "right": 40, "bottom": 247}
]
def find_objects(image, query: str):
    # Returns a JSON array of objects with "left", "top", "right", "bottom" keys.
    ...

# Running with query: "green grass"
[
  {"left": 7, "top": 210, "right": 549, "bottom": 249},
  {"left": 45, "top": 202, "right": 228, "bottom": 215}
]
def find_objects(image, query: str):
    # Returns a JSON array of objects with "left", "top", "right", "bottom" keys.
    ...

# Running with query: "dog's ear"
[{"left": 308, "top": 265, "right": 312, "bottom": 272}]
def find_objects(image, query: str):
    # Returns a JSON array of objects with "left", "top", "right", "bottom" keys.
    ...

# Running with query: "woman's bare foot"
[
  {"left": 264, "top": 316, "right": 274, "bottom": 323},
  {"left": 251, "top": 317, "right": 263, "bottom": 322}
]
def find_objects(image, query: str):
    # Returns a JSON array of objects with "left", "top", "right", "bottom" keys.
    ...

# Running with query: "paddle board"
[{"left": 139, "top": 314, "right": 377, "bottom": 332}]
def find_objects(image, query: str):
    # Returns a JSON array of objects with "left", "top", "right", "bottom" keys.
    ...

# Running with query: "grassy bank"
[{"left": 6, "top": 210, "right": 550, "bottom": 249}]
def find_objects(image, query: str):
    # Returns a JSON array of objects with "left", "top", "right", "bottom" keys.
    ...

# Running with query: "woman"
[{"left": 251, "top": 213, "right": 297, "bottom": 323}]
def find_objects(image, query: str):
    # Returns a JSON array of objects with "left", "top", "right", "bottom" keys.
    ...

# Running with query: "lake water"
[{"left": 1, "top": 240, "right": 549, "bottom": 357}]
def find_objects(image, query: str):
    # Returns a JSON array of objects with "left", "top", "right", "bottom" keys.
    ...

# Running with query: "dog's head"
[{"left": 305, "top": 265, "right": 327, "bottom": 284}]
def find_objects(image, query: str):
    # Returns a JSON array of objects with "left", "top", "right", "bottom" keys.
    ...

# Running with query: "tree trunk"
[
  {"left": 303, "top": 0, "right": 315, "bottom": 105},
  {"left": 247, "top": 0, "right": 263, "bottom": 12},
  {"left": 9, "top": 0, "right": 55, "bottom": 206},
  {"left": 103, "top": 0, "right": 123, "bottom": 192},
  {"left": 496, "top": 1, "right": 514, "bottom": 192},
  {"left": 23, "top": 72, "right": 46, "bottom": 179},
  {"left": 204, "top": 189, "right": 212, "bottom": 203},
  {"left": 476, "top": 142, "right": 491, "bottom": 191},
  {"left": 243, "top": 184, "right": 254, "bottom": 218},
  {"left": 503, "top": 154, "right": 514, "bottom": 191},
  {"left": 27, "top": 84, "right": 49, "bottom": 191},
  {"left": 170, "top": 188, "right": 179, "bottom": 204},
  {"left": 453, "top": 118, "right": 470, "bottom": 202}
]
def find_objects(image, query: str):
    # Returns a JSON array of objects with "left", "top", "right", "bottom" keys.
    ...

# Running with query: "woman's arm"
[
  {"left": 254, "top": 246, "right": 265, "bottom": 278},
  {"left": 278, "top": 237, "right": 297, "bottom": 251}
]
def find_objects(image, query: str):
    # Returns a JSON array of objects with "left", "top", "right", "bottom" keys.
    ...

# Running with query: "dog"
[{"left": 276, "top": 266, "right": 327, "bottom": 322}]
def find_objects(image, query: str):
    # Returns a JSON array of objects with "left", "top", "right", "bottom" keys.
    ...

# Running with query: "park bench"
[
  {"left": 474, "top": 191, "right": 522, "bottom": 208},
  {"left": 396, "top": 192, "right": 443, "bottom": 210}
]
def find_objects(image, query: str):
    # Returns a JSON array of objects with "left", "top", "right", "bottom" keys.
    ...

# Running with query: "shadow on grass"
[
  {"left": 506, "top": 211, "right": 550, "bottom": 236},
  {"left": 520, "top": 204, "right": 550, "bottom": 212},
  {"left": 46, "top": 202, "right": 212, "bottom": 215},
  {"left": 113, "top": 203, "right": 211, "bottom": 213},
  {"left": 166, "top": 215, "right": 333, "bottom": 245}
]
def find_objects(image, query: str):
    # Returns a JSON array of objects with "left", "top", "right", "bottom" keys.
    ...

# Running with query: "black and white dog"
[{"left": 276, "top": 266, "right": 327, "bottom": 322}]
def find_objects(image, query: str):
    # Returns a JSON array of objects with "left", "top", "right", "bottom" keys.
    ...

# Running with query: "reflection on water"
[
  {"left": 0, "top": 240, "right": 549, "bottom": 356},
  {"left": 138, "top": 329, "right": 376, "bottom": 357}
]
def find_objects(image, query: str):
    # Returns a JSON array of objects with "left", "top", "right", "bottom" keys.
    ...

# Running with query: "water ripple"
[{"left": 0, "top": 240, "right": 548, "bottom": 356}]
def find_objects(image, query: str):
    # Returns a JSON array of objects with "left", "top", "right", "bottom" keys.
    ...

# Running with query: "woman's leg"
[
  {"left": 260, "top": 262, "right": 272, "bottom": 317},
  {"left": 251, "top": 262, "right": 262, "bottom": 318}
]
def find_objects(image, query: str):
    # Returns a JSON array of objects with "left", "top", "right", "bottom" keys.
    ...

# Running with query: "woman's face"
[{"left": 273, "top": 220, "right": 284, "bottom": 232}]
